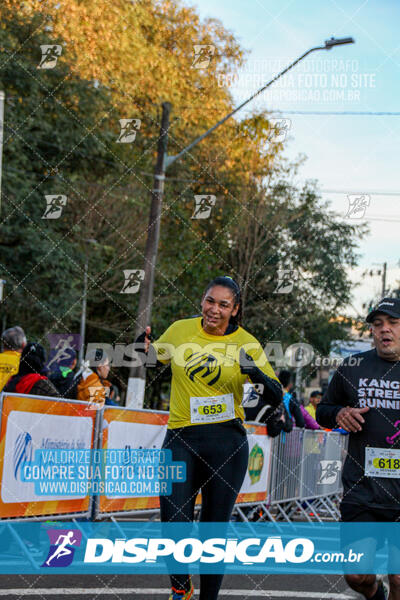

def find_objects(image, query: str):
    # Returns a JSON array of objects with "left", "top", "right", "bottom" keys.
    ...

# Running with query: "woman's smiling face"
[{"left": 201, "top": 285, "right": 239, "bottom": 335}]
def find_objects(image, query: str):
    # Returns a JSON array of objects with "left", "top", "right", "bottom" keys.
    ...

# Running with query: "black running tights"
[{"left": 159, "top": 419, "right": 249, "bottom": 600}]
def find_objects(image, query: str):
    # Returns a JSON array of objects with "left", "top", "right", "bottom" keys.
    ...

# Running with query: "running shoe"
[
  {"left": 377, "top": 578, "right": 389, "bottom": 600},
  {"left": 168, "top": 580, "right": 194, "bottom": 600}
]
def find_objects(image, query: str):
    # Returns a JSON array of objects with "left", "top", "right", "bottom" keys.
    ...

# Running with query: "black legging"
[{"left": 159, "top": 419, "right": 249, "bottom": 600}]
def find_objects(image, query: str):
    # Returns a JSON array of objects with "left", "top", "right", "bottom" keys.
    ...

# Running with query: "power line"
[
  {"left": 179, "top": 107, "right": 400, "bottom": 116},
  {"left": 365, "top": 217, "right": 400, "bottom": 223},
  {"left": 322, "top": 189, "right": 400, "bottom": 196},
  {"left": 268, "top": 111, "right": 400, "bottom": 116}
]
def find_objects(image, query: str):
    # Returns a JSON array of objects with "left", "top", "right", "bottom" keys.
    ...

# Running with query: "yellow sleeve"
[{"left": 0, "top": 352, "right": 20, "bottom": 392}]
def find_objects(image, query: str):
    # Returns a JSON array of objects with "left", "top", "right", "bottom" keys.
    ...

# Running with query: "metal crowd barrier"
[
  {"left": 0, "top": 392, "right": 348, "bottom": 524},
  {"left": 234, "top": 428, "right": 348, "bottom": 523}
]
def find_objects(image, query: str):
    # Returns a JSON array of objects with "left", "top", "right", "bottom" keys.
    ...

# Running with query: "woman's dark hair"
[
  {"left": 18, "top": 342, "right": 47, "bottom": 376},
  {"left": 278, "top": 369, "right": 292, "bottom": 389},
  {"left": 203, "top": 276, "right": 243, "bottom": 326}
]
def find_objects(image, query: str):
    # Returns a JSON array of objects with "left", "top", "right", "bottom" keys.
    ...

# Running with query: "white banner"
[
  {"left": 1, "top": 410, "right": 93, "bottom": 503},
  {"left": 105, "top": 416, "right": 270, "bottom": 499},
  {"left": 240, "top": 431, "right": 271, "bottom": 496},
  {"left": 106, "top": 419, "right": 167, "bottom": 452},
  {"left": 105, "top": 419, "right": 167, "bottom": 498}
]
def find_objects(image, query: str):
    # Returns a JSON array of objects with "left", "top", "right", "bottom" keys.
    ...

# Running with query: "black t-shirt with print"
[{"left": 317, "top": 349, "right": 400, "bottom": 509}]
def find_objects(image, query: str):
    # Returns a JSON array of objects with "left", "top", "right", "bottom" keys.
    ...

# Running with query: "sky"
[{"left": 194, "top": 0, "right": 400, "bottom": 316}]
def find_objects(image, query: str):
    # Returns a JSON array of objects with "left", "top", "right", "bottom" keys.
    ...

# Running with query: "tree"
[
  {"left": 0, "top": 8, "right": 139, "bottom": 339},
  {"left": 0, "top": 3, "right": 368, "bottom": 408},
  {"left": 227, "top": 160, "right": 368, "bottom": 355}
]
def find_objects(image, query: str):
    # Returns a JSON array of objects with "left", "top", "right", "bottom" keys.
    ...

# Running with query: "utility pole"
[
  {"left": 382, "top": 261, "right": 387, "bottom": 297},
  {"left": 0, "top": 91, "right": 5, "bottom": 214},
  {"left": 126, "top": 102, "right": 171, "bottom": 408},
  {"left": 79, "top": 256, "right": 88, "bottom": 366},
  {"left": 294, "top": 330, "right": 305, "bottom": 402},
  {"left": 79, "top": 238, "right": 98, "bottom": 366}
]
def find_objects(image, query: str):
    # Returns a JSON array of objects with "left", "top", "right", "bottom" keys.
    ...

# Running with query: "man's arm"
[
  {"left": 300, "top": 404, "right": 320, "bottom": 430},
  {"left": 317, "top": 363, "right": 370, "bottom": 432},
  {"left": 316, "top": 367, "right": 347, "bottom": 428}
]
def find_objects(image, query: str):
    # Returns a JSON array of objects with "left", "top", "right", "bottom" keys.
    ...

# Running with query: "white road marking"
[{"left": 0, "top": 588, "right": 356, "bottom": 598}]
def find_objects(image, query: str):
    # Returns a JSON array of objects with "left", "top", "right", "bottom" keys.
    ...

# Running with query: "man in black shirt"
[{"left": 317, "top": 298, "right": 400, "bottom": 600}]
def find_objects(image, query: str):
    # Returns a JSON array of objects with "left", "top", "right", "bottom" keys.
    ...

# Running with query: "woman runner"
[{"left": 138, "top": 276, "right": 282, "bottom": 600}]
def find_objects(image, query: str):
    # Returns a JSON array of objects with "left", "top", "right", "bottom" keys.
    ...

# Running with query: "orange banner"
[
  {"left": 0, "top": 393, "right": 97, "bottom": 519},
  {"left": 99, "top": 409, "right": 270, "bottom": 515},
  {"left": 100, "top": 407, "right": 168, "bottom": 513}
]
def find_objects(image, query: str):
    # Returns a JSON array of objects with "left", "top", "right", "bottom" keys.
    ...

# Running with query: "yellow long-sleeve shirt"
[
  {"left": 152, "top": 316, "right": 279, "bottom": 429},
  {"left": 0, "top": 350, "right": 21, "bottom": 392}
]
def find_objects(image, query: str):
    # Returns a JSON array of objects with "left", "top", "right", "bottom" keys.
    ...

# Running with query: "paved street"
[{"left": 0, "top": 574, "right": 358, "bottom": 599}]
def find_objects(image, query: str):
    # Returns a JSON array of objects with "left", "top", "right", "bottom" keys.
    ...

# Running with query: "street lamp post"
[
  {"left": 126, "top": 37, "right": 355, "bottom": 408},
  {"left": 79, "top": 256, "right": 88, "bottom": 366}
]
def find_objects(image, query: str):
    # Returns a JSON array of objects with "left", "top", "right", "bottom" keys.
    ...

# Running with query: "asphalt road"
[{"left": 0, "top": 574, "right": 358, "bottom": 599}]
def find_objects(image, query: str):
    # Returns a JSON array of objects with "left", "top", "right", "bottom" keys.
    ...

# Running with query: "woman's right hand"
[
  {"left": 134, "top": 327, "right": 152, "bottom": 355},
  {"left": 144, "top": 326, "right": 151, "bottom": 354}
]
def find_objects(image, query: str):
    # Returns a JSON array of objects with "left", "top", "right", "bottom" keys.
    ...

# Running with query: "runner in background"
[
  {"left": 137, "top": 275, "right": 282, "bottom": 600},
  {"left": 317, "top": 297, "right": 400, "bottom": 600},
  {"left": 278, "top": 370, "right": 305, "bottom": 428}
]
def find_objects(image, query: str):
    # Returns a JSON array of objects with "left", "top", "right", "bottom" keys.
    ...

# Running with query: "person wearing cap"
[
  {"left": 317, "top": 297, "right": 400, "bottom": 600},
  {"left": 48, "top": 347, "right": 79, "bottom": 399},
  {"left": 305, "top": 390, "right": 322, "bottom": 420}
]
